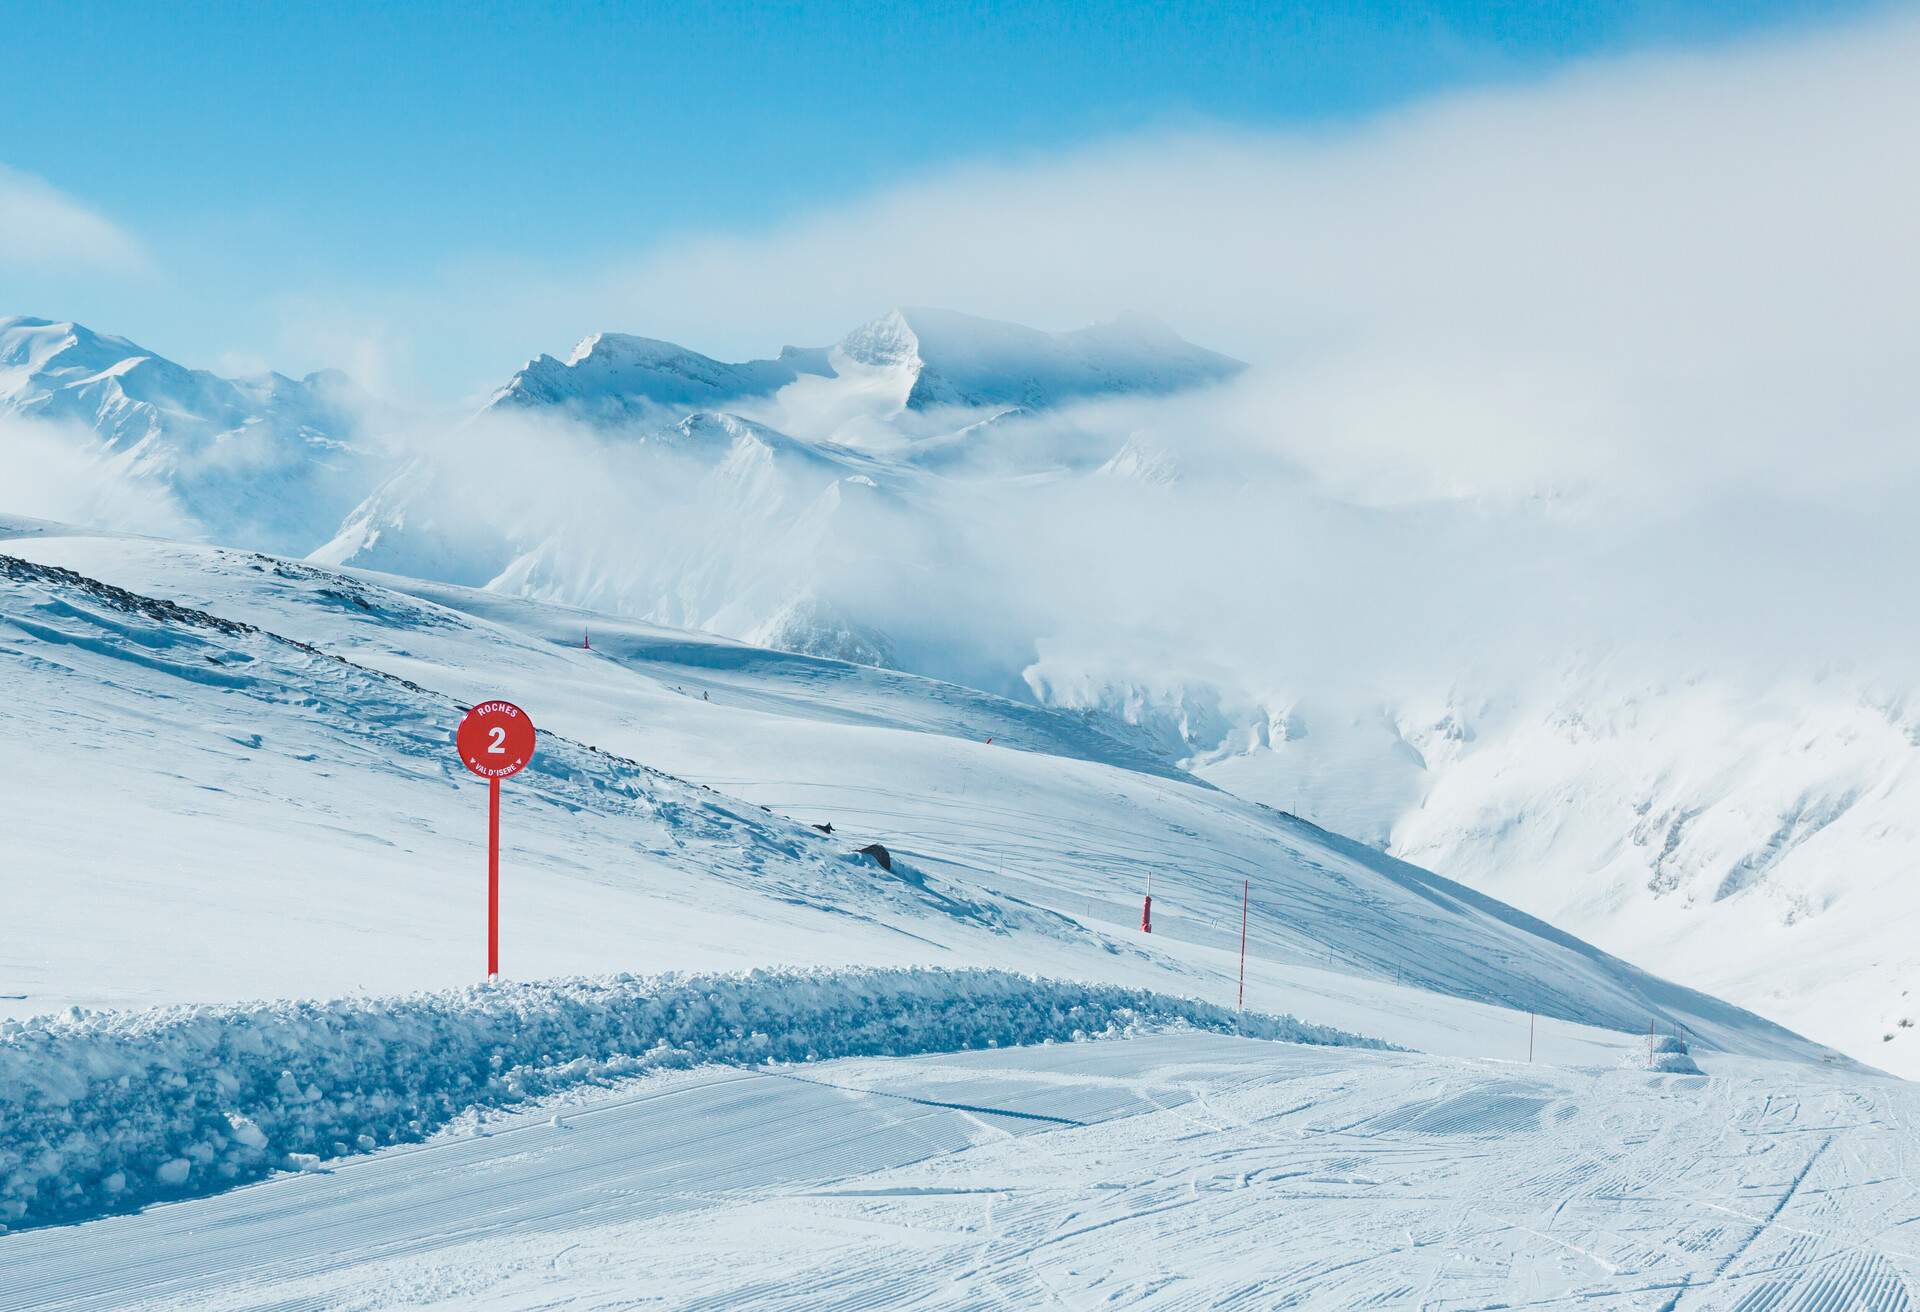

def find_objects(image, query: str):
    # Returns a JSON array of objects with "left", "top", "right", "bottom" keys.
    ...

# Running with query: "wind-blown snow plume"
[
  {"left": 0, "top": 414, "right": 193, "bottom": 538},
  {"left": 0, "top": 316, "right": 397, "bottom": 554}
]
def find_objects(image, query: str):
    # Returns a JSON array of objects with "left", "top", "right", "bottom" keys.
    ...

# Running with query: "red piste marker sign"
[{"left": 456, "top": 700, "right": 537, "bottom": 978}]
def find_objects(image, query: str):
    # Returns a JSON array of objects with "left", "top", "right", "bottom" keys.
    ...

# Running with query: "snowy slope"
[
  {"left": 5, "top": 1032, "right": 1911, "bottom": 1312},
  {"left": 6, "top": 523, "right": 1907, "bottom": 1308},
  {"left": 1129, "top": 673, "right": 1920, "bottom": 1078},
  {"left": 0, "top": 316, "right": 388, "bottom": 554},
  {"left": 0, "top": 524, "right": 1840, "bottom": 1072}
]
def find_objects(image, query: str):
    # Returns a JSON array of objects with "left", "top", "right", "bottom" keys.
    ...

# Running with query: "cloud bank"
[
  {"left": 0, "top": 417, "right": 193, "bottom": 538},
  {"left": 0, "top": 165, "right": 148, "bottom": 275},
  {"left": 298, "top": 5, "right": 1919, "bottom": 519},
  {"left": 18, "top": 6, "right": 1914, "bottom": 716}
]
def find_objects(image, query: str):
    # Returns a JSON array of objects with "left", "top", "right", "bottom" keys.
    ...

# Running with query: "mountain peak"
[
  {"left": 0, "top": 313, "right": 382, "bottom": 555},
  {"left": 483, "top": 309, "right": 1243, "bottom": 427},
  {"left": 491, "top": 332, "right": 836, "bottom": 422},
  {"left": 1, "top": 315, "right": 154, "bottom": 387},
  {"left": 560, "top": 331, "right": 711, "bottom": 369},
  {"left": 835, "top": 306, "right": 1244, "bottom": 411}
]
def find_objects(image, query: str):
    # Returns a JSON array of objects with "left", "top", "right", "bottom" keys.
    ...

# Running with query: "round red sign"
[{"left": 456, "top": 700, "right": 537, "bottom": 779}]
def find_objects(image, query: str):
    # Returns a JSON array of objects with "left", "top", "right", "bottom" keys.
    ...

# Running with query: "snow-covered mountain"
[
  {"left": 312, "top": 306, "right": 1240, "bottom": 676},
  {"left": 312, "top": 404, "right": 923, "bottom": 666},
  {"left": 488, "top": 332, "right": 835, "bottom": 424},
  {"left": 485, "top": 307, "right": 1244, "bottom": 427},
  {"left": 0, "top": 316, "right": 390, "bottom": 554},
  {"left": 834, "top": 306, "right": 1245, "bottom": 411}
]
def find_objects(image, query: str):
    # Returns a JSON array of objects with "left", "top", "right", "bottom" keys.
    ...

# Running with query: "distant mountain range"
[
  {"left": 0, "top": 315, "right": 388, "bottom": 554},
  {"left": 487, "top": 306, "right": 1246, "bottom": 424},
  {"left": 3, "top": 306, "right": 1240, "bottom": 573},
  {"left": 310, "top": 307, "right": 1241, "bottom": 665}
]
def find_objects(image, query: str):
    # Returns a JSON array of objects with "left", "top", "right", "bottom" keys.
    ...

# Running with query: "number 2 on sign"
[{"left": 488, "top": 726, "right": 506, "bottom": 754}]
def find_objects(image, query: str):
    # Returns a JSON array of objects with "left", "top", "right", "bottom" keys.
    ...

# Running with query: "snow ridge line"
[
  {"left": 0, "top": 967, "right": 1387, "bottom": 1232},
  {"left": 0, "top": 550, "right": 763, "bottom": 799},
  {"left": 0, "top": 551, "right": 1065, "bottom": 928}
]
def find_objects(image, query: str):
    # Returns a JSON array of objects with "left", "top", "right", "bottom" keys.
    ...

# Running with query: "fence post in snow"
[{"left": 1238, "top": 879, "right": 1249, "bottom": 1009}]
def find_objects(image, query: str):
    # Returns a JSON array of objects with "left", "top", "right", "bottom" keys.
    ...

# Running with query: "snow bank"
[
  {"left": 0, "top": 967, "right": 1380, "bottom": 1230},
  {"left": 1627, "top": 1032, "right": 1704, "bottom": 1075}
]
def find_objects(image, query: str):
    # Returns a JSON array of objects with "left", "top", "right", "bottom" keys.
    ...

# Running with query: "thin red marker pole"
[
  {"left": 488, "top": 776, "right": 501, "bottom": 978},
  {"left": 1238, "top": 878, "right": 1249, "bottom": 1009},
  {"left": 457, "top": 700, "right": 535, "bottom": 983}
]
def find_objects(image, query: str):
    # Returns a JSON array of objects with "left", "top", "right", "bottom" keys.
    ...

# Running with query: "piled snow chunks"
[
  {"left": 0, "top": 967, "right": 1385, "bottom": 1230},
  {"left": 1628, "top": 1032, "right": 1704, "bottom": 1075}
]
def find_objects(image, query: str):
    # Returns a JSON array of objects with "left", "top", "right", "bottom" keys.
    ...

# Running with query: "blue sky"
[{"left": 0, "top": 0, "right": 1892, "bottom": 399}]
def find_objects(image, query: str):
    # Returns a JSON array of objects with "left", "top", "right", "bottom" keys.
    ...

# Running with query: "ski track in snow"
[{"left": 2, "top": 1033, "right": 1915, "bottom": 1311}]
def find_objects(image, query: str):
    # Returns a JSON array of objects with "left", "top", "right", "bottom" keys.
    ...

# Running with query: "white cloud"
[
  {"left": 271, "top": 7, "right": 1920, "bottom": 700},
  {"left": 635, "top": 10, "right": 1919, "bottom": 506},
  {"left": 0, "top": 164, "right": 149, "bottom": 274},
  {"left": 332, "top": 6, "right": 1920, "bottom": 509}
]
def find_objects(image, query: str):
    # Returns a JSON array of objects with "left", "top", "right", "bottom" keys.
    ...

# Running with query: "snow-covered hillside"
[
  {"left": 1030, "top": 668, "right": 1920, "bottom": 1077},
  {"left": 0, "top": 317, "right": 388, "bottom": 553},
  {"left": 8, "top": 521, "right": 1911, "bottom": 1308},
  {"left": 0, "top": 522, "right": 1836, "bottom": 1064}
]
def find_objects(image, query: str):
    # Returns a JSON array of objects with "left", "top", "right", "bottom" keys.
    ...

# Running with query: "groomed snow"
[{"left": 3, "top": 1032, "right": 1913, "bottom": 1311}]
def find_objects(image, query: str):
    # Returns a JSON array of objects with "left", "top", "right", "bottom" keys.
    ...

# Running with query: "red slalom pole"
[
  {"left": 488, "top": 776, "right": 501, "bottom": 977},
  {"left": 1238, "top": 878, "right": 1249, "bottom": 1009},
  {"left": 1140, "top": 893, "right": 1152, "bottom": 933}
]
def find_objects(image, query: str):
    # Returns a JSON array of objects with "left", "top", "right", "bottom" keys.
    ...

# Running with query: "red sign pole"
[
  {"left": 456, "top": 700, "right": 537, "bottom": 981},
  {"left": 488, "top": 776, "right": 501, "bottom": 977}
]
